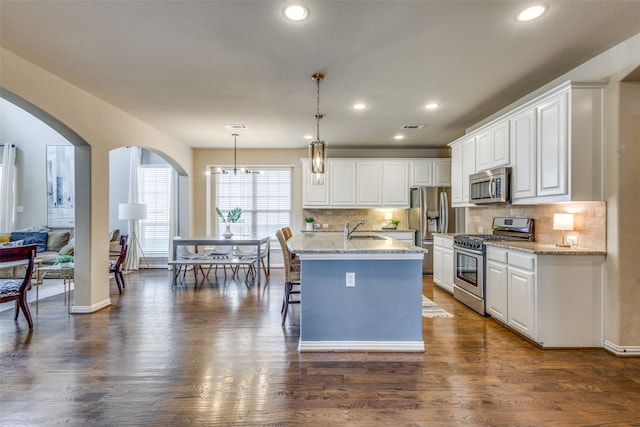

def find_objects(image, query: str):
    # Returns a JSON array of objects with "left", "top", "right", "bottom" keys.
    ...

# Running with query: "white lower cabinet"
[
  {"left": 507, "top": 264, "right": 536, "bottom": 339},
  {"left": 433, "top": 235, "right": 454, "bottom": 293},
  {"left": 485, "top": 258, "right": 508, "bottom": 324},
  {"left": 484, "top": 245, "right": 604, "bottom": 347}
]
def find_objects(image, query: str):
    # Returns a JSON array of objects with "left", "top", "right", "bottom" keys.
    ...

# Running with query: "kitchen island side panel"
[{"left": 299, "top": 259, "right": 423, "bottom": 343}]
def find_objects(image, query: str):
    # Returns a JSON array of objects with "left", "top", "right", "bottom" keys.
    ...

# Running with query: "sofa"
[
  {"left": 0, "top": 228, "right": 122, "bottom": 279},
  {"left": 0, "top": 229, "right": 73, "bottom": 279}
]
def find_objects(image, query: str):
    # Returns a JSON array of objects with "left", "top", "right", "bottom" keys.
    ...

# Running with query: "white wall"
[{"left": 0, "top": 98, "right": 71, "bottom": 229}]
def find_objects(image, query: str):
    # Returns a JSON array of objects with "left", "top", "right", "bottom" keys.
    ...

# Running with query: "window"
[
  {"left": 139, "top": 165, "right": 172, "bottom": 256},
  {"left": 215, "top": 167, "right": 292, "bottom": 238}
]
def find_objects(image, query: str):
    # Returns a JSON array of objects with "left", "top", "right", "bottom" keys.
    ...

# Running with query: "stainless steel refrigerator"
[{"left": 407, "top": 186, "right": 455, "bottom": 274}]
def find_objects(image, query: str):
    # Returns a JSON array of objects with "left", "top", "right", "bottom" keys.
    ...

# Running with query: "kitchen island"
[{"left": 286, "top": 232, "right": 426, "bottom": 352}]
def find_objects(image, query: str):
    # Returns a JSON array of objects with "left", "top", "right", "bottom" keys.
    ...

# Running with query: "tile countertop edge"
[{"left": 485, "top": 241, "right": 607, "bottom": 255}]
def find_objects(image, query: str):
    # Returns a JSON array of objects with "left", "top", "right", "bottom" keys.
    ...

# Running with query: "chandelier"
[
  {"left": 309, "top": 73, "right": 327, "bottom": 185},
  {"left": 214, "top": 133, "right": 259, "bottom": 175}
]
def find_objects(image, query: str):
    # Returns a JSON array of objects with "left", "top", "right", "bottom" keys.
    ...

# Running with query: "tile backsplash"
[
  {"left": 303, "top": 208, "right": 409, "bottom": 231},
  {"left": 465, "top": 201, "right": 606, "bottom": 250},
  {"left": 303, "top": 202, "right": 606, "bottom": 250}
]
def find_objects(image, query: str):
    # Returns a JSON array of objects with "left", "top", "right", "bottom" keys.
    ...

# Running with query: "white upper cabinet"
[
  {"left": 432, "top": 159, "right": 452, "bottom": 186},
  {"left": 383, "top": 161, "right": 409, "bottom": 206},
  {"left": 512, "top": 82, "right": 604, "bottom": 204},
  {"left": 329, "top": 159, "right": 357, "bottom": 206},
  {"left": 450, "top": 80, "right": 605, "bottom": 206},
  {"left": 450, "top": 144, "right": 463, "bottom": 205},
  {"left": 409, "top": 159, "right": 451, "bottom": 187},
  {"left": 476, "top": 120, "right": 510, "bottom": 172},
  {"left": 536, "top": 92, "right": 568, "bottom": 198},
  {"left": 450, "top": 135, "right": 476, "bottom": 207},
  {"left": 303, "top": 158, "right": 446, "bottom": 208},
  {"left": 511, "top": 108, "right": 537, "bottom": 200},
  {"left": 410, "top": 160, "right": 433, "bottom": 186},
  {"left": 357, "top": 161, "right": 383, "bottom": 206},
  {"left": 301, "top": 158, "right": 329, "bottom": 207}
]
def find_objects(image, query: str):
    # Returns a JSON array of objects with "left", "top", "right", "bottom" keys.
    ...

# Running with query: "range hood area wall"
[{"left": 465, "top": 201, "right": 606, "bottom": 250}]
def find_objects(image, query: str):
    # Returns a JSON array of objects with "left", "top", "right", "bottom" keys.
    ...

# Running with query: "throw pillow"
[
  {"left": 109, "top": 229, "right": 120, "bottom": 242},
  {"left": 58, "top": 244, "right": 75, "bottom": 256},
  {"left": 0, "top": 234, "right": 9, "bottom": 243},
  {"left": 1, "top": 240, "right": 24, "bottom": 248},
  {"left": 10, "top": 232, "right": 48, "bottom": 253},
  {"left": 47, "top": 231, "right": 71, "bottom": 252}
]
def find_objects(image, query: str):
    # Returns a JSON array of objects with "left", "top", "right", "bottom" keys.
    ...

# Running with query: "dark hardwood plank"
[{"left": 1, "top": 269, "right": 639, "bottom": 426}]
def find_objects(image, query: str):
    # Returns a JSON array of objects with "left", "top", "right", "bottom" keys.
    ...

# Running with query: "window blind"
[
  {"left": 215, "top": 167, "right": 292, "bottom": 238},
  {"left": 139, "top": 165, "right": 171, "bottom": 255}
]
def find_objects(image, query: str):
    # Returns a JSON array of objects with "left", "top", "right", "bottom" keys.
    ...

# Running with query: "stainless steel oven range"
[{"left": 453, "top": 217, "right": 534, "bottom": 315}]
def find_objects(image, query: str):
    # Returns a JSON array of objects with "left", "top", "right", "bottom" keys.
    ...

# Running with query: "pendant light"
[
  {"left": 309, "top": 73, "right": 327, "bottom": 185},
  {"left": 214, "top": 133, "right": 259, "bottom": 175}
]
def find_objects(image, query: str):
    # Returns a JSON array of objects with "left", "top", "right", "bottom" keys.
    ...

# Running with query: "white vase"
[
  {"left": 223, "top": 224, "right": 234, "bottom": 238},
  {"left": 306, "top": 223, "right": 314, "bottom": 231}
]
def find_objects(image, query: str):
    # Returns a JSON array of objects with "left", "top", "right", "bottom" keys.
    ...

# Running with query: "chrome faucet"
[{"left": 344, "top": 220, "right": 366, "bottom": 240}]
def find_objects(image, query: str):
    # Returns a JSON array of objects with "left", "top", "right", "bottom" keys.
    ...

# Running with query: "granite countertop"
[
  {"left": 485, "top": 240, "right": 606, "bottom": 255},
  {"left": 287, "top": 232, "right": 426, "bottom": 254}
]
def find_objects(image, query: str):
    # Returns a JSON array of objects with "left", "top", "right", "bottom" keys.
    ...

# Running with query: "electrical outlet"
[
  {"left": 478, "top": 227, "right": 484, "bottom": 233},
  {"left": 323, "top": 223, "right": 329, "bottom": 228},
  {"left": 566, "top": 235, "right": 578, "bottom": 246},
  {"left": 346, "top": 272, "right": 355, "bottom": 287}
]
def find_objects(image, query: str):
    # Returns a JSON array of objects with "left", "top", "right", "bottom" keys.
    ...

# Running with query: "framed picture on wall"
[{"left": 46, "top": 145, "right": 75, "bottom": 228}]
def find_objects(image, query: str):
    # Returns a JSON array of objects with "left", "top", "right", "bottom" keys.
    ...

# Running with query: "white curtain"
[
  {"left": 123, "top": 147, "right": 142, "bottom": 271},
  {"left": 168, "top": 169, "right": 177, "bottom": 269},
  {"left": 0, "top": 144, "right": 17, "bottom": 233}
]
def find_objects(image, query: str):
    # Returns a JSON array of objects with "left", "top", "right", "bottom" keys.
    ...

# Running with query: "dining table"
[{"left": 171, "top": 235, "right": 271, "bottom": 285}]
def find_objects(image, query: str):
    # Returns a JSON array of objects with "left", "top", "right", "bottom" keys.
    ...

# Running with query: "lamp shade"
[
  {"left": 553, "top": 213, "right": 574, "bottom": 231},
  {"left": 119, "top": 203, "right": 147, "bottom": 220}
]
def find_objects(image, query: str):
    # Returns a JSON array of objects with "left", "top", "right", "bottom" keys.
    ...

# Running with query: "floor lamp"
[{"left": 119, "top": 202, "right": 150, "bottom": 269}]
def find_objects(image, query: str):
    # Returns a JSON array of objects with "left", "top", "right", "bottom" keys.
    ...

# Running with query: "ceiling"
[{"left": 1, "top": 1, "right": 639, "bottom": 150}]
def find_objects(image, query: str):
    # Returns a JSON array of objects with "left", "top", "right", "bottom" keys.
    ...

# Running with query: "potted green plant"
[
  {"left": 216, "top": 207, "right": 242, "bottom": 238},
  {"left": 385, "top": 218, "right": 400, "bottom": 229},
  {"left": 304, "top": 217, "right": 315, "bottom": 231},
  {"left": 54, "top": 255, "right": 74, "bottom": 268}
]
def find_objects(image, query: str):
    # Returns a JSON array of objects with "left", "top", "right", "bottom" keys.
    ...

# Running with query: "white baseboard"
[
  {"left": 604, "top": 340, "right": 640, "bottom": 356},
  {"left": 298, "top": 340, "right": 425, "bottom": 352},
  {"left": 70, "top": 298, "right": 111, "bottom": 314}
]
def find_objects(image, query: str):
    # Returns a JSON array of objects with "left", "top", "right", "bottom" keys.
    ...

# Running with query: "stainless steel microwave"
[{"left": 469, "top": 167, "right": 511, "bottom": 204}]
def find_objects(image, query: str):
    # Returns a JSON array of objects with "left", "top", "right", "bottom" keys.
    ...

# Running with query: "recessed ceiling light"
[
  {"left": 353, "top": 103, "right": 366, "bottom": 110},
  {"left": 304, "top": 135, "right": 313, "bottom": 140},
  {"left": 283, "top": 4, "right": 310, "bottom": 21},
  {"left": 394, "top": 135, "right": 404, "bottom": 140},
  {"left": 425, "top": 103, "right": 439, "bottom": 110},
  {"left": 516, "top": 4, "right": 548, "bottom": 22}
]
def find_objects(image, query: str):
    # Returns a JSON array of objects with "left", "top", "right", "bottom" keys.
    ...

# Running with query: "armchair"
[
  {"left": 0, "top": 245, "right": 38, "bottom": 329},
  {"left": 109, "top": 235, "right": 128, "bottom": 294}
]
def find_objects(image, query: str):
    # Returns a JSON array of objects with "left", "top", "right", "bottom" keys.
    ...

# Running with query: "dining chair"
[
  {"left": 233, "top": 242, "right": 270, "bottom": 285},
  {"left": 174, "top": 237, "right": 207, "bottom": 283},
  {"left": 0, "top": 244, "right": 38, "bottom": 329},
  {"left": 282, "top": 226, "right": 293, "bottom": 240},
  {"left": 204, "top": 245, "right": 235, "bottom": 278},
  {"left": 109, "top": 235, "right": 128, "bottom": 294},
  {"left": 276, "top": 229, "right": 300, "bottom": 325}
]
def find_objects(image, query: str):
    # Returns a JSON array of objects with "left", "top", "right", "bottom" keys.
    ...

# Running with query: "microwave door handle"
[{"left": 489, "top": 177, "right": 496, "bottom": 200}]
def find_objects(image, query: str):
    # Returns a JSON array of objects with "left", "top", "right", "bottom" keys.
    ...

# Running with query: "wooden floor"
[{"left": 1, "top": 269, "right": 639, "bottom": 426}]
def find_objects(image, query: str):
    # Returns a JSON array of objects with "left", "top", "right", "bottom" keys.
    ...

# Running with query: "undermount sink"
[{"left": 348, "top": 235, "right": 386, "bottom": 240}]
